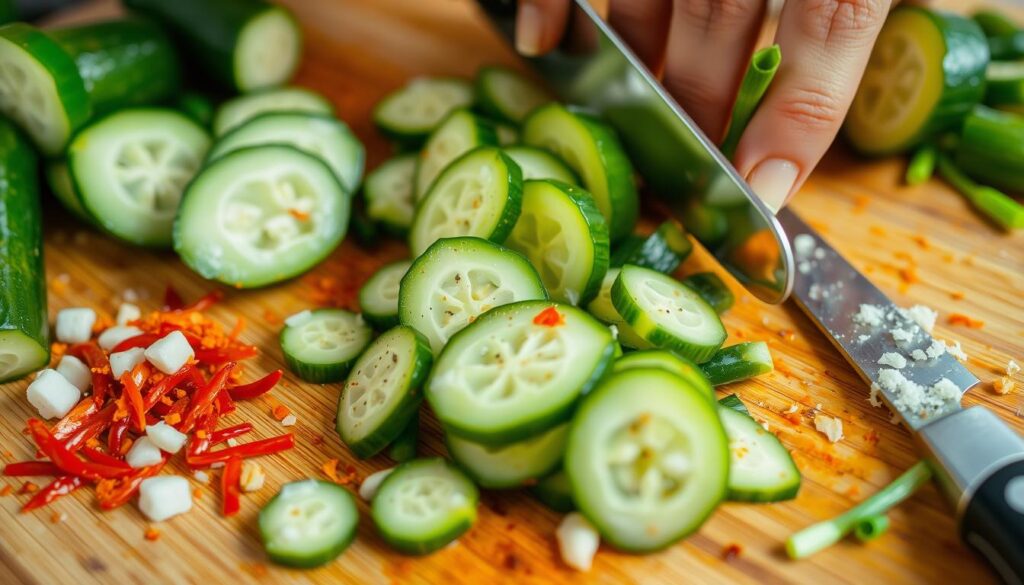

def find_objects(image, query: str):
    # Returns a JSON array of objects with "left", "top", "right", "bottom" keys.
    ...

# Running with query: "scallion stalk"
[
  {"left": 936, "top": 154, "right": 1024, "bottom": 230},
  {"left": 720, "top": 45, "right": 781, "bottom": 159},
  {"left": 905, "top": 144, "right": 937, "bottom": 186},
  {"left": 853, "top": 514, "right": 890, "bottom": 542}
]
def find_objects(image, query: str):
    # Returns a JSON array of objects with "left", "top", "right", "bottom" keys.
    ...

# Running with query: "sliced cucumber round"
[
  {"left": 364, "top": 154, "right": 416, "bottom": 234},
  {"left": 611, "top": 265, "right": 726, "bottom": 363},
  {"left": 398, "top": 237, "right": 546, "bottom": 354},
  {"left": 414, "top": 109, "right": 497, "bottom": 201},
  {"left": 610, "top": 221, "right": 692, "bottom": 274},
  {"left": 174, "top": 145, "right": 351, "bottom": 288},
  {"left": 45, "top": 160, "right": 91, "bottom": 224},
  {"left": 69, "top": 108, "right": 209, "bottom": 248},
  {"left": 446, "top": 422, "right": 569, "bottom": 489},
  {"left": 337, "top": 325, "right": 432, "bottom": 458},
  {"left": 207, "top": 112, "right": 364, "bottom": 193},
  {"left": 565, "top": 368, "right": 729, "bottom": 552},
  {"left": 0, "top": 23, "right": 90, "bottom": 156},
  {"left": 700, "top": 341, "right": 774, "bottom": 386},
  {"left": 234, "top": 5, "right": 302, "bottom": 92},
  {"left": 259, "top": 479, "right": 358, "bottom": 568},
  {"left": 373, "top": 77, "right": 474, "bottom": 143},
  {"left": 427, "top": 300, "right": 615, "bottom": 444},
  {"left": 522, "top": 103, "right": 638, "bottom": 242},
  {"left": 502, "top": 145, "right": 578, "bottom": 184},
  {"left": 531, "top": 469, "right": 575, "bottom": 512},
  {"left": 505, "top": 180, "right": 608, "bottom": 306},
  {"left": 475, "top": 65, "right": 551, "bottom": 124},
  {"left": 409, "top": 147, "right": 523, "bottom": 256},
  {"left": 612, "top": 349, "right": 714, "bottom": 401},
  {"left": 371, "top": 458, "right": 478, "bottom": 555},
  {"left": 213, "top": 86, "right": 333, "bottom": 136},
  {"left": 359, "top": 260, "right": 411, "bottom": 330},
  {"left": 719, "top": 406, "right": 800, "bottom": 502},
  {"left": 280, "top": 309, "right": 372, "bottom": 383},
  {"left": 585, "top": 268, "right": 652, "bottom": 350}
]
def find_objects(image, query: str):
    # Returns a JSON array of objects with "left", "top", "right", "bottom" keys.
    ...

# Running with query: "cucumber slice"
[
  {"left": 973, "top": 9, "right": 1019, "bottom": 38},
  {"left": 984, "top": 61, "right": 1024, "bottom": 114},
  {"left": 988, "top": 32, "right": 1024, "bottom": 61},
  {"left": 364, "top": 154, "right": 416, "bottom": 234},
  {"left": 398, "top": 237, "right": 546, "bottom": 354},
  {"left": 373, "top": 78, "right": 474, "bottom": 143},
  {"left": 427, "top": 300, "right": 615, "bottom": 444},
  {"left": 281, "top": 309, "right": 372, "bottom": 383},
  {"left": 955, "top": 105, "right": 1024, "bottom": 193},
  {"left": 409, "top": 147, "right": 522, "bottom": 256},
  {"left": 475, "top": 66, "right": 551, "bottom": 124},
  {"left": 610, "top": 221, "right": 692, "bottom": 273},
  {"left": 522, "top": 103, "right": 638, "bottom": 242},
  {"left": 700, "top": 342, "right": 774, "bottom": 386},
  {"left": 505, "top": 180, "right": 609, "bottom": 305},
  {"left": 446, "top": 422, "right": 569, "bottom": 489},
  {"left": 565, "top": 368, "right": 729, "bottom": 552},
  {"left": 845, "top": 7, "right": 989, "bottom": 155},
  {"left": 611, "top": 265, "right": 727, "bottom": 363},
  {"left": 175, "top": 145, "right": 351, "bottom": 287},
  {"left": 388, "top": 413, "right": 419, "bottom": 462},
  {"left": 0, "top": 23, "right": 90, "bottom": 156},
  {"left": 502, "top": 145, "right": 578, "bottom": 184},
  {"left": 681, "top": 272, "right": 735, "bottom": 314},
  {"left": 532, "top": 469, "right": 575, "bottom": 512},
  {"left": 213, "top": 86, "right": 334, "bottom": 136},
  {"left": 371, "top": 458, "right": 478, "bottom": 555},
  {"left": 585, "top": 268, "right": 651, "bottom": 350},
  {"left": 719, "top": 406, "right": 801, "bottom": 502},
  {"left": 45, "top": 160, "right": 91, "bottom": 224},
  {"left": 612, "top": 349, "right": 714, "bottom": 401},
  {"left": 413, "top": 109, "right": 497, "bottom": 201},
  {"left": 176, "top": 91, "right": 216, "bottom": 127},
  {"left": 359, "top": 260, "right": 411, "bottom": 330},
  {"left": 337, "top": 325, "right": 431, "bottom": 458},
  {"left": 207, "top": 112, "right": 364, "bottom": 193},
  {"left": 69, "top": 108, "right": 209, "bottom": 248},
  {"left": 259, "top": 479, "right": 358, "bottom": 568}
]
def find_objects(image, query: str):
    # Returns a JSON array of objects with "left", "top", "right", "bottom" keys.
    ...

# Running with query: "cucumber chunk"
[
  {"left": 585, "top": 268, "right": 651, "bottom": 350},
  {"left": 427, "top": 300, "right": 615, "bottom": 444},
  {"left": 612, "top": 349, "right": 714, "bottom": 401},
  {"left": 565, "top": 368, "right": 729, "bottom": 552},
  {"left": 388, "top": 413, "right": 419, "bottom": 462},
  {"left": 280, "top": 309, "right": 372, "bottom": 383},
  {"left": 532, "top": 469, "right": 575, "bottom": 512},
  {"left": 719, "top": 406, "right": 801, "bottom": 502},
  {"left": 610, "top": 221, "right": 692, "bottom": 274},
  {"left": 373, "top": 78, "right": 474, "bottom": 143},
  {"left": 337, "top": 325, "right": 431, "bottom": 458},
  {"left": 176, "top": 91, "right": 216, "bottom": 127},
  {"left": 364, "top": 154, "right": 416, "bottom": 234},
  {"left": 681, "top": 272, "right": 735, "bottom": 314},
  {"left": 371, "top": 458, "right": 478, "bottom": 555},
  {"left": 984, "top": 61, "right": 1024, "bottom": 114},
  {"left": 700, "top": 342, "right": 774, "bottom": 386},
  {"left": 414, "top": 109, "right": 497, "bottom": 201},
  {"left": 502, "top": 145, "right": 578, "bottom": 184},
  {"left": 69, "top": 108, "right": 209, "bottom": 248},
  {"left": 505, "top": 180, "right": 609, "bottom": 305},
  {"left": 359, "top": 260, "right": 411, "bottom": 330},
  {"left": 213, "top": 86, "right": 334, "bottom": 136},
  {"left": 259, "top": 479, "right": 358, "bottom": 568},
  {"left": 446, "top": 422, "right": 569, "bottom": 489},
  {"left": 611, "top": 265, "right": 726, "bottom": 363},
  {"left": 399, "top": 237, "right": 546, "bottom": 354},
  {"left": 955, "top": 105, "right": 1024, "bottom": 192},
  {"left": 409, "top": 147, "right": 523, "bottom": 256},
  {"left": 45, "top": 160, "right": 91, "bottom": 224},
  {"left": 475, "top": 66, "right": 551, "bottom": 124},
  {"left": 175, "top": 145, "right": 351, "bottom": 288}
]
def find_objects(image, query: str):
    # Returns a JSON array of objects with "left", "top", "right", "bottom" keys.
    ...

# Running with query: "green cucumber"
[
  {"left": 984, "top": 61, "right": 1024, "bottom": 113},
  {"left": 505, "top": 179, "right": 609, "bottom": 305},
  {"left": 532, "top": 469, "right": 575, "bottom": 512},
  {"left": 475, "top": 65, "right": 550, "bottom": 124},
  {"left": 388, "top": 413, "right": 419, "bottom": 463},
  {"left": 584, "top": 267, "right": 651, "bottom": 350},
  {"left": 45, "top": 160, "right": 91, "bottom": 224},
  {"left": 176, "top": 91, "right": 216, "bottom": 127},
  {"left": 681, "top": 272, "right": 735, "bottom": 314},
  {"left": 446, "top": 422, "right": 569, "bottom": 489},
  {"left": 700, "top": 342, "right": 774, "bottom": 386},
  {"left": 610, "top": 221, "right": 692, "bottom": 273},
  {"left": 612, "top": 349, "right": 713, "bottom": 401},
  {"left": 502, "top": 145, "right": 577, "bottom": 184},
  {"left": 359, "top": 260, "right": 411, "bottom": 330},
  {"left": 719, "top": 405, "right": 801, "bottom": 502},
  {"left": 0, "top": 119, "right": 49, "bottom": 382},
  {"left": 973, "top": 9, "right": 1020, "bottom": 38},
  {"left": 413, "top": 109, "right": 497, "bottom": 201},
  {"left": 281, "top": 309, "right": 372, "bottom": 383},
  {"left": 213, "top": 86, "right": 333, "bottom": 136},
  {"left": 123, "top": 0, "right": 301, "bottom": 92},
  {"left": 373, "top": 78, "right": 474, "bottom": 144},
  {"left": 987, "top": 33, "right": 1024, "bottom": 60},
  {"left": 364, "top": 154, "right": 417, "bottom": 234},
  {"left": 259, "top": 479, "right": 358, "bottom": 568},
  {"left": 845, "top": 7, "right": 989, "bottom": 155},
  {"left": 954, "top": 105, "right": 1024, "bottom": 192}
]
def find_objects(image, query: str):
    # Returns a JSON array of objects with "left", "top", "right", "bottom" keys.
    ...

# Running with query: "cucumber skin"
[
  {"left": 719, "top": 406, "right": 801, "bottom": 503},
  {"left": 388, "top": 413, "right": 419, "bottom": 462},
  {"left": 259, "top": 480, "right": 357, "bottom": 568},
  {"left": 49, "top": 19, "right": 180, "bottom": 115},
  {"left": 531, "top": 470, "right": 575, "bottom": 513},
  {"left": 681, "top": 272, "right": 735, "bottom": 314},
  {"left": 0, "top": 120, "right": 49, "bottom": 382},
  {"left": 955, "top": 105, "right": 1024, "bottom": 191},
  {"left": 700, "top": 342, "right": 774, "bottom": 386},
  {"left": 610, "top": 222, "right": 692, "bottom": 274}
]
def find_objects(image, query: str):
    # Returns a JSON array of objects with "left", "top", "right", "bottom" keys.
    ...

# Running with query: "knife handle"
[{"left": 961, "top": 459, "right": 1024, "bottom": 584}]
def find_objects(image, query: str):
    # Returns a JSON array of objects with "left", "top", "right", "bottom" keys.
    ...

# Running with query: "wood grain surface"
[{"left": 2, "top": 0, "right": 1023, "bottom": 583}]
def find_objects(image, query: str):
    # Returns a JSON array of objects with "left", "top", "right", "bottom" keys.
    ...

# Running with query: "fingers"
[
  {"left": 734, "top": 0, "right": 892, "bottom": 211},
  {"left": 662, "top": 0, "right": 767, "bottom": 142},
  {"left": 609, "top": 0, "right": 673, "bottom": 74},
  {"left": 516, "top": 0, "right": 571, "bottom": 56}
]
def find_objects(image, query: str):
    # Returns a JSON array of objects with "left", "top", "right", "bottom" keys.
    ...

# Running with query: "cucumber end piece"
[
  {"left": 234, "top": 6, "right": 303, "bottom": 92},
  {"left": 0, "top": 330, "right": 50, "bottom": 383}
]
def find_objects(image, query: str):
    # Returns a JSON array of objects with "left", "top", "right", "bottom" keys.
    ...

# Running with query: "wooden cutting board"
[{"left": 2, "top": 0, "right": 1023, "bottom": 583}]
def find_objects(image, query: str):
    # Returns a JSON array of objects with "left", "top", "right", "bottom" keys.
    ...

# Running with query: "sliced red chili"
[
  {"left": 193, "top": 346, "right": 258, "bottom": 364},
  {"left": 210, "top": 423, "right": 253, "bottom": 446},
  {"left": 96, "top": 460, "right": 165, "bottom": 510},
  {"left": 142, "top": 365, "right": 195, "bottom": 412},
  {"left": 187, "top": 434, "right": 294, "bottom": 469},
  {"left": 163, "top": 285, "right": 185, "bottom": 311},
  {"left": 111, "top": 333, "right": 161, "bottom": 353},
  {"left": 186, "top": 412, "right": 219, "bottom": 458},
  {"left": 120, "top": 369, "right": 148, "bottom": 433},
  {"left": 228, "top": 370, "right": 283, "bottom": 401},
  {"left": 4, "top": 461, "right": 61, "bottom": 476},
  {"left": 107, "top": 416, "right": 131, "bottom": 456},
  {"left": 22, "top": 476, "right": 85, "bottom": 512},
  {"left": 221, "top": 458, "right": 242, "bottom": 517},
  {"left": 180, "top": 362, "right": 234, "bottom": 433},
  {"left": 80, "top": 447, "right": 131, "bottom": 470},
  {"left": 183, "top": 290, "right": 223, "bottom": 313},
  {"left": 67, "top": 343, "right": 113, "bottom": 405},
  {"left": 532, "top": 306, "right": 565, "bottom": 327},
  {"left": 52, "top": 399, "right": 99, "bottom": 441},
  {"left": 27, "top": 419, "right": 130, "bottom": 480},
  {"left": 215, "top": 390, "right": 236, "bottom": 416},
  {"left": 59, "top": 403, "right": 116, "bottom": 452}
]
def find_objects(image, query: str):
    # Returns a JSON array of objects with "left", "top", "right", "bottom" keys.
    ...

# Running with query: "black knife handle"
[{"left": 962, "top": 459, "right": 1024, "bottom": 584}]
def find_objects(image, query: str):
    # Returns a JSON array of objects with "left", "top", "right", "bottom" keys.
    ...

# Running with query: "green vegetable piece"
[
  {"left": 853, "top": 514, "right": 890, "bottom": 543},
  {"left": 681, "top": 272, "right": 735, "bottom": 314},
  {"left": 610, "top": 221, "right": 692, "bottom": 274},
  {"left": 700, "top": 342, "right": 774, "bottom": 386},
  {"left": 905, "top": 144, "right": 937, "bottom": 186},
  {"left": 937, "top": 153, "right": 1024, "bottom": 230},
  {"left": 988, "top": 32, "right": 1024, "bottom": 61},
  {"left": 717, "top": 393, "right": 749, "bottom": 415},
  {"left": 388, "top": 414, "right": 419, "bottom": 463},
  {"left": 720, "top": 45, "right": 780, "bottom": 159},
  {"left": 973, "top": 9, "right": 1020, "bottom": 38}
]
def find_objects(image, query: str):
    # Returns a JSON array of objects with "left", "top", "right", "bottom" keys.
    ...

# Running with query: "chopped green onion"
[
  {"left": 853, "top": 514, "right": 890, "bottom": 542},
  {"left": 720, "top": 45, "right": 781, "bottom": 159},
  {"left": 786, "top": 461, "right": 932, "bottom": 559},
  {"left": 905, "top": 144, "right": 937, "bottom": 186},
  {"left": 936, "top": 154, "right": 1024, "bottom": 230}
]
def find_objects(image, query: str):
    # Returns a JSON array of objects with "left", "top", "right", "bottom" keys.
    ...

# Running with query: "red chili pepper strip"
[
  {"left": 27, "top": 420, "right": 130, "bottom": 480},
  {"left": 193, "top": 346, "right": 258, "bottom": 364},
  {"left": 107, "top": 416, "right": 131, "bottom": 456},
  {"left": 96, "top": 460, "right": 165, "bottom": 510},
  {"left": 59, "top": 403, "right": 116, "bottom": 452},
  {"left": 187, "top": 366, "right": 207, "bottom": 390},
  {"left": 228, "top": 370, "right": 283, "bottom": 401},
  {"left": 67, "top": 343, "right": 113, "bottom": 405},
  {"left": 52, "top": 399, "right": 99, "bottom": 441},
  {"left": 215, "top": 390, "right": 236, "bottom": 416},
  {"left": 143, "top": 365, "right": 195, "bottom": 411},
  {"left": 533, "top": 306, "right": 565, "bottom": 327},
  {"left": 80, "top": 447, "right": 131, "bottom": 470},
  {"left": 183, "top": 290, "right": 223, "bottom": 313},
  {"left": 187, "top": 434, "right": 294, "bottom": 469},
  {"left": 210, "top": 423, "right": 253, "bottom": 446},
  {"left": 120, "top": 369, "right": 148, "bottom": 433},
  {"left": 164, "top": 285, "right": 185, "bottom": 311},
  {"left": 180, "top": 363, "right": 234, "bottom": 433},
  {"left": 186, "top": 413, "right": 220, "bottom": 458},
  {"left": 111, "top": 333, "right": 161, "bottom": 353},
  {"left": 22, "top": 476, "right": 84, "bottom": 512},
  {"left": 3, "top": 461, "right": 61, "bottom": 476},
  {"left": 221, "top": 458, "right": 242, "bottom": 517}
]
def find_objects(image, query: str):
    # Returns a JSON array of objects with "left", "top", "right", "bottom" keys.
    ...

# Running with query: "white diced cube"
[
  {"left": 125, "top": 437, "right": 164, "bottom": 468},
  {"left": 146, "top": 422, "right": 187, "bottom": 454},
  {"left": 109, "top": 347, "right": 146, "bottom": 379},
  {"left": 55, "top": 308, "right": 96, "bottom": 344},
  {"left": 116, "top": 303, "right": 141, "bottom": 326},
  {"left": 26, "top": 369, "right": 81, "bottom": 419},
  {"left": 144, "top": 331, "right": 194, "bottom": 374},
  {"left": 56, "top": 355, "right": 91, "bottom": 392},
  {"left": 97, "top": 326, "right": 144, "bottom": 351},
  {"left": 138, "top": 476, "right": 192, "bottom": 522}
]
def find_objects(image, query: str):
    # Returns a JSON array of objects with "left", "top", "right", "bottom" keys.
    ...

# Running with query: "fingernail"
[
  {"left": 746, "top": 159, "right": 799, "bottom": 213},
  {"left": 516, "top": 3, "right": 543, "bottom": 56}
]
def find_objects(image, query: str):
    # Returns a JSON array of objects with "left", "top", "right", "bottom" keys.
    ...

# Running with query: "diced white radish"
[
  {"left": 556, "top": 512, "right": 600, "bottom": 572},
  {"left": 56, "top": 355, "right": 91, "bottom": 392},
  {"left": 358, "top": 468, "right": 395, "bottom": 501},
  {"left": 125, "top": 437, "right": 164, "bottom": 468},
  {"left": 97, "top": 326, "right": 144, "bottom": 351},
  {"left": 280, "top": 414, "right": 297, "bottom": 427},
  {"left": 116, "top": 303, "right": 141, "bottom": 326},
  {"left": 146, "top": 422, "right": 187, "bottom": 454},
  {"left": 144, "top": 331, "right": 194, "bottom": 374},
  {"left": 109, "top": 347, "right": 146, "bottom": 379},
  {"left": 240, "top": 461, "right": 265, "bottom": 492},
  {"left": 284, "top": 310, "right": 312, "bottom": 327},
  {"left": 26, "top": 369, "right": 81, "bottom": 419},
  {"left": 138, "top": 476, "right": 192, "bottom": 522},
  {"left": 55, "top": 308, "right": 96, "bottom": 344}
]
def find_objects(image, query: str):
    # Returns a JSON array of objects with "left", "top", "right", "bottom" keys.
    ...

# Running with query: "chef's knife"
[{"left": 475, "top": 1, "right": 1024, "bottom": 581}]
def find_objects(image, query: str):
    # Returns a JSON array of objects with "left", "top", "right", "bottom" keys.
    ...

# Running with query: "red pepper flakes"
[
  {"left": 783, "top": 411, "right": 802, "bottom": 425},
  {"left": 0, "top": 485, "right": 12, "bottom": 496},
  {"left": 144, "top": 528, "right": 161, "bottom": 541},
  {"left": 164, "top": 413, "right": 182, "bottom": 425},
  {"left": 898, "top": 266, "right": 918, "bottom": 285},
  {"left": 263, "top": 309, "right": 282, "bottom": 325},
  {"left": 852, "top": 195, "right": 870, "bottom": 214},
  {"left": 272, "top": 405, "right": 291, "bottom": 421},
  {"left": 50, "top": 512, "right": 64, "bottom": 524},
  {"left": 19, "top": 482, "right": 38, "bottom": 494},
  {"left": 322, "top": 459, "right": 341, "bottom": 483},
  {"left": 948, "top": 313, "right": 984, "bottom": 329},
  {"left": 722, "top": 543, "right": 743, "bottom": 561},
  {"left": 869, "top": 226, "right": 886, "bottom": 237},
  {"left": 776, "top": 329, "right": 796, "bottom": 342},
  {"left": 193, "top": 488, "right": 203, "bottom": 500},
  {"left": 950, "top": 291, "right": 965, "bottom": 301},
  {"left": 912, "top": 235, "right": 930, "bottom": 249},
  {"left": 532, "top": 307, "right": 564, "bottom": 327}
]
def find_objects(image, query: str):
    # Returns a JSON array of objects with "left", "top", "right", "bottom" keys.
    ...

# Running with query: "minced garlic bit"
[
  {"left": 945, "top": 340, "right": 968, "bottom": 362},
  {"left": 891, "top": 328, "right": 914, "bottom": 343},
  {"left": 784, "top": 404, "right": 799, "bottom": 414},
  {"left": 1008, "top": 360, "right": 1021, "bottom": 377},
  {"left": 871, "top": 368, "right": 962, "bottom": 417},
  {"left": 853, "top": 304, "right": 886, "bottom": 327},
  {"left": 280, "top": 414, "right": 297, "bottom": 427},
  {"left": 877, "top": 352, "right": 907, "bottom": 369},
  {"left": 910, "top": 349, "right": 928, "bottom": 362},
  {"left": 193, "top": 471, "right": 210, "bottom": 484},
  {"left": 556, "top": 513, "right": 600, "bottom": 572},
  {"left": 902, "top": 305, "right": 937, "bottom": 334},
  {"left": 994, "top": 377, "right": 1016, "bottom": 396},
  {"left": 240, "top": 461, "right": 266, "bottom": 493},
  {"left": 813, "top": 414, "right": 844, "bottom": 443}
]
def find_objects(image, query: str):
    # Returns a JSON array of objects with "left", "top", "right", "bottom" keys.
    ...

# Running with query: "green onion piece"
[
  {"left": 786, "top": 461, "right": 932, "bottom": 559},
  {"left": 905, "top": 144, "right": 937, "bottom": 186},
  {"left": 853, "top": 514, "right": 890, "bottom": 542},
  {"left": 936, "top": 154, "right": 1024, "bottom": 230},
  {"left": 973, "top": 9, "right": 1020, "bottom": 38},
  {"left": 720, "top": 45, "right": 781, "bottom": 159}
]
